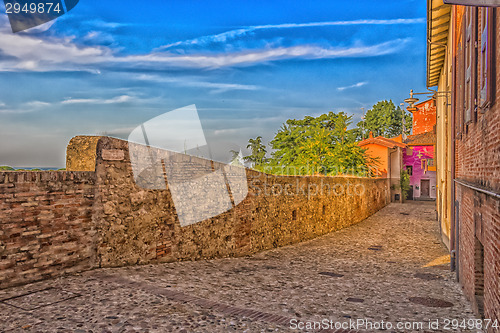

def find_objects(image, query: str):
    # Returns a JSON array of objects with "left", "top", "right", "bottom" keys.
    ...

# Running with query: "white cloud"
[
  {"left": 119, "top": 39, "right": 409, "bottom": 69},
  {"left": 337, "top": 81, "right": 368, "bottom": 91},
  {"left": 0, "top": 100, "right": 51, "bottom": 114},
  {"left": 25, "top": 101, "right": 51, "bottom": 107},
  {"left": 158, "top": 18, "right": 425, "bottom": 50},
  {"left": 0, "top": 108, "right": 36, "bottom": 114},
  {"left": 61, "top": 95, "right": 133, "bottom": 104},
  {"left": 0, "top": 13, "right": 411, "bottom": 72},
  {"left": 0, "top": 16, "right": 109, "bottom": 72},
  {"left": 83, "top": 19, "right": 127, "bottom": 30},
  {"left": 135, "top": 74, "right": 259, "bottom": 93},
  {"left": 213, "top": 128, "right": 239, "bottom": 136}
]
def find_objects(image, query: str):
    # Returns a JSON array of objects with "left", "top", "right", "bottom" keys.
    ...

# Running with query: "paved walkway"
[{"left": 0, "top": 202, "right": 479, "bottom": 332}]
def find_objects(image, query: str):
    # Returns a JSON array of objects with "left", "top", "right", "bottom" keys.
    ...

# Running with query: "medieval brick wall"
[
  {"left": 456, "top": 186, "right": 499, "bottom": 326},
  {"left": 0, "top": 171, "right": 96, "bottom": 289}
]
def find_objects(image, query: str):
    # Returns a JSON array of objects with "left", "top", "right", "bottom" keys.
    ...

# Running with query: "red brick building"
[
  {"left": 410, "top": 99, "right": 437, "bottom": 135},
  {"left": 427, "top": 1, "right": 499, "bottom": 327}
]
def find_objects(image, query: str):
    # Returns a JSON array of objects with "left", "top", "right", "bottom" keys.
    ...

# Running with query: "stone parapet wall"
[
  {"left": 0, "top": 136, "right": 389, "bottom": 289},
  {"left": 94, "top": 137, "right": 388, "bottom": 266}
]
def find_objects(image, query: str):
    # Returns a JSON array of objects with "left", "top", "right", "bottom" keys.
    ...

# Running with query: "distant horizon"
[{"left": 0, "top": 166, "right": 63, "bottom": 170}]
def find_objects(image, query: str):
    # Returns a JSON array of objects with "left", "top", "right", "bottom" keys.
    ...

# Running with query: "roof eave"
[{"left": 427, "top": 0, "right": 452, "bottom": 87}]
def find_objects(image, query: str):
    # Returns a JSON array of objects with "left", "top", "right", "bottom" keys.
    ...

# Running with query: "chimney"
[{"left": 369, "top": 131, "right": 373, "bottom": 138}]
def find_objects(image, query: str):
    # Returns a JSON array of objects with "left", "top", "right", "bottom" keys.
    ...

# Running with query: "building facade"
[
  {"left": 358, "top": 133, "right": 405, "bottom": 202},
  {"left": 411, "top": 99, "right": 437, "bottom": 135},
  {"left": 403, "top": 131, "right": 437, "bottom": 200},
  {"left": 427, "top": 0, "right": 499, "bottom": 325}
]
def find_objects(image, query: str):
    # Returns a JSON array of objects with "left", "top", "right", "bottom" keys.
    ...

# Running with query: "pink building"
[{"left": 403, "top": 129, "right": 437, "bottom": 200}]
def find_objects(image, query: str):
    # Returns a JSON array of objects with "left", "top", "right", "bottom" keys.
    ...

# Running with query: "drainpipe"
[{"left": 450, "top": 6, "right": 458, "bottom": 279}]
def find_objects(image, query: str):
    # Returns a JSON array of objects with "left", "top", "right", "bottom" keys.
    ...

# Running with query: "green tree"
[
  {"left": 0, "top": 166, "right": 14, "bottom": 171},
  {"left": 357, "top": 100, "right": 412, "bottom": 139},
  {"left": 244, "top": 136, "right": 268, "bottom": 167},
  {"left": 400, "top": 169, "right": 411, "bottom": 200},
  {"left": 267, "top": 112, "right": 376, "bottom": 175}
]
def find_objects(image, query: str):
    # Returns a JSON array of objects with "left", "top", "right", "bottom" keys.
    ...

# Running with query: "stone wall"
[
  {"left": 91, "top": 137, "right": 388, "bottom": 266},
  {"left": 66, "top": 136, "right": 101, "bottom": 172},
  {"left": 0, "top": 171, "right": 96, "bottom": 289},
  {"left": 0, "top": 136, "right": 388, "bottom": 288}
]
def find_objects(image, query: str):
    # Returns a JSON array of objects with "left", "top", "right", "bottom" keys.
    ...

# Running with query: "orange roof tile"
[{"left": 358, "top": 136, "right": 407, "bottom": 149}]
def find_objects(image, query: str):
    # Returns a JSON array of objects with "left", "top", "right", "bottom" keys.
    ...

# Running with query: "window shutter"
[
  {"left": 471, "top": 8, "right": 478, "bottom": 122},
  {"left": 465, "top": 8, "right": 472, "bottom": 123},
  {"left": 479, "top": 8, "right": 492, "bottom": 108}
]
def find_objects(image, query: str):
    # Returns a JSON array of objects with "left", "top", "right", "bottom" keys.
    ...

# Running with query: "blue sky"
[{"left": 0, "top": 0, "right": 428, "bottom": 167}]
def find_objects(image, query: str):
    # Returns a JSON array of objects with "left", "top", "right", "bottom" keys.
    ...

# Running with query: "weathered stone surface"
[
  {"left": 1, "top": 136, "right": 389, "bottom": 289},
  {"left": 66, "top": 136, "right": 102, "bottom": 171},
  {"left": 101, "top": 149, "right": 125, "bottom": 161}
]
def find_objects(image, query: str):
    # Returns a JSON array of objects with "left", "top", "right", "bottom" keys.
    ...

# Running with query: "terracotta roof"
[
  {"left": 358, "top": 136, "right": 406, "bottom": 149},
  {"left": 405, "top": 131, "right": 436, "bottom": 146}
]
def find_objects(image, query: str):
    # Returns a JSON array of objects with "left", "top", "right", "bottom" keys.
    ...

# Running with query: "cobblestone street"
[{"left": 0, "top": 202, "right": 479, "bottom": 332}]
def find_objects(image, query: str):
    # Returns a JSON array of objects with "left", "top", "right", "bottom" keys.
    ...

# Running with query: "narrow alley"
[{"left": 0, "top": 202, "right": 480, "bottom": 332}]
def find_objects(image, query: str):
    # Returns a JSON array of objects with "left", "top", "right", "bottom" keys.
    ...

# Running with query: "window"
[
  {"left": 464, "top": 7, "right": 477, "bottom": 123},
  {"left": 474, "top": 236, "right": 485, "bottom": 318},
  {"left": 457, "top": 31, "right": 465, "bottom": 138},
  {"left": 427, "top": 159, "right": 435, "bottom": 167},
  {"left": 406, "top": 166, "right": 413, "bottom": 176},
  {"left": 479, "top": 8, "right": 493, "bottom": 109}
]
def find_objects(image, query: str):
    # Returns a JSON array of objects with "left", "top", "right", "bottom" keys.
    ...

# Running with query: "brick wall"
[
  {"left": 456, "top": 186, "right": 500, "bottom": 327},
  {"left": 455, "top": 9, "right": 500, "bottom": 192},
  {"left": 454, "top": 8, "right": 500, "bottom": 329},
  {"left": 0, "top": 171, "right": 96, "bottom": 289},
  {"left": 0, "top": 136, "right": 389, "bottom": 289}
]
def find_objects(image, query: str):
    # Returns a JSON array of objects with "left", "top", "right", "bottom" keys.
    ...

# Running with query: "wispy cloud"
[
  {"left": 337, "top": 81, "right": 368, "bottom": 91},
  {"left": 135, "top": 74, "right": 259, "bottom": 93},
  {"left": 0, "top": 100, "right": 52, "bottom": 114},
  {"left": 120, "top": 39, "right": 409, "bottom": 69},
  {"left": 213, "top": 128, "right": 240, "bottom": 136},
  {"left": 61, "top": 95, "right": 133, "bottom": 104},
  {"left": 0, "top": 109, "right": 34, "bottom": 114},
  {"left": 0, "top": 13, "right": 411, "bottom": 72},
  {"left": 83, "top": 19, "right": 127, "bottom": 30},
  {"left": 157, "top": 18, "right": 425, "bottom": 50},
  {"left": 25, "top": 101, "right": 51, "bottom": 108}
]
